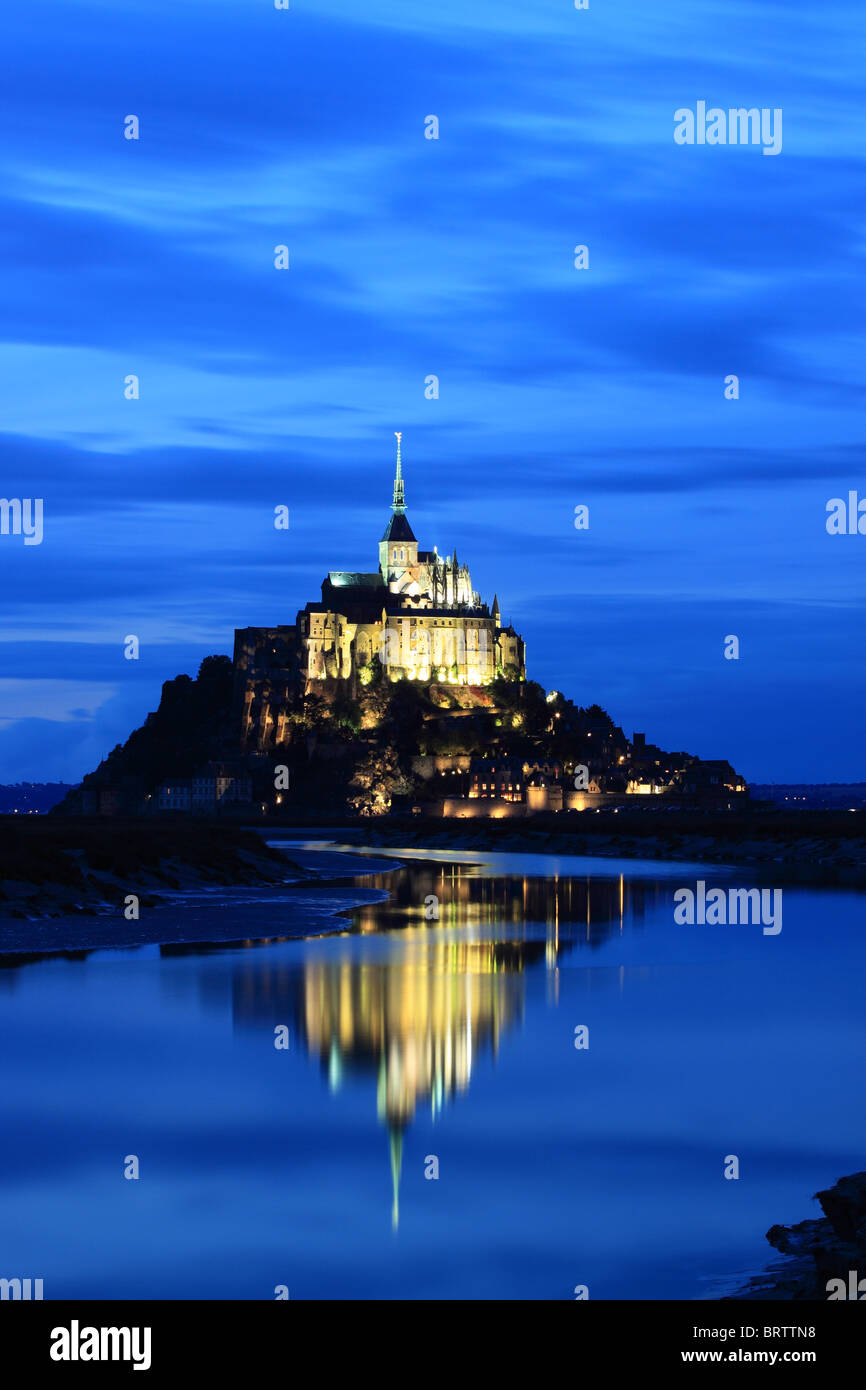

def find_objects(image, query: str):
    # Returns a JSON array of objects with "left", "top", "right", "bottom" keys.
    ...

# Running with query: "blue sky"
[{"left": 0, "top": 0, "right": 863, "bottom": 783}]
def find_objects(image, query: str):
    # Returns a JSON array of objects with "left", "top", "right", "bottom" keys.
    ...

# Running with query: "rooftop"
[
  {"left": 328, "top": 571, "right": 385, "bottom": 588},
  {"left": 381, "top": 513, "right": 417, "bottom": 543}
]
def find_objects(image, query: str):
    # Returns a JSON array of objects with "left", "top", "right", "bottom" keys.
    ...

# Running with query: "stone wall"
[
  {"left": 411, "top": 755, "right": 472, "bottom": 780},
  {"left": 442, "top": 797, "right": 525, "bottom": 819}
]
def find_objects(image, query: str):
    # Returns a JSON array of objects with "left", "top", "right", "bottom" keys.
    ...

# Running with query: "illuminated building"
[{"left": 234, "top": 434, "right": 526, "bottom": 729}]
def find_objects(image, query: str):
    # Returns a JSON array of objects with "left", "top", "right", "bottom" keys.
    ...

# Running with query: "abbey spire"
[
  {"left": 286, "top": 430, "right": 525, "bottom": 685},
  {"left": 392, "top": 431, "right": 406, "bottom": 514},
  {"left": 379, "top": 431, "right": 418, "bottom": 580}
]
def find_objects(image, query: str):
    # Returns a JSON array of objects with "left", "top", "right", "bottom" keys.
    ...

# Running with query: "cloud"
[{"left": 0, "top": 0, "right": 863, "bottom": 782}]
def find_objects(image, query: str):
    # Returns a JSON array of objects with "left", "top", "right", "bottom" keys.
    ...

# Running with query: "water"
[{"left": 1, "top": 842, "right": 864, "bottom": 1300}]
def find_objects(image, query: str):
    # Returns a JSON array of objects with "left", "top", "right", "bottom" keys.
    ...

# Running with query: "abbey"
[
  {"left": 234, "top": 435, "right": 526, "bottom": 739},
  {"left": 300, "top": 435, "right": 525, "bottom": 685}
]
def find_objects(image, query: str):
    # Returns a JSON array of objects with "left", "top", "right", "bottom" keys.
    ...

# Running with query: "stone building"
[
  {"left": 157, "top": 779, "right": 191, "bottom": 812},
  {"left": 156, "top": 763, "right": 252, "bottom": 814},
  {"left": 467, "top": 758, "right": 525, "bottom": 803},
  {"left": 299, "top": 435, "right": 526, "bottom": 687}
]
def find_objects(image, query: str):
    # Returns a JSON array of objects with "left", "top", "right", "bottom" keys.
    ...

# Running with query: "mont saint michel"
[
  {"left": 63, "top": 437, "right": 745, "bottom": 821},
  {"left": 235, "top": 432, "right": 526, "bottom": 710},
  {"left": 2, "top": 0, "right": 862, "bottom": 1328}
]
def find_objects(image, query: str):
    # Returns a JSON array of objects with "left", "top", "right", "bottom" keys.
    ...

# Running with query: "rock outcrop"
[{"left": 728, "top": 1172, "right": 866, "bottom": 1299}]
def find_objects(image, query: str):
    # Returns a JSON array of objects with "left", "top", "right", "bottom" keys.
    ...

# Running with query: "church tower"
[{"left": 379, "top": 432, "right": 418, "bottom": 585}]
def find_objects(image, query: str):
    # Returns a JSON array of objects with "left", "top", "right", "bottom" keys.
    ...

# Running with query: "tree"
[
  {"left": 196, "top": 654, "right": 233, "bottom": 710},
  {"left": 349, "top": 747, "right": 410, "bottom": 815},
  {"left": 197, "top": 654, "right": 232, "bottom": 681},
  {"left": 585, "top": 703, "right": 610, "bottom": 720},
  {"left": 301, "top": 692, "right": 326, "bottom": 727},
  {"left": 330, "top": 688, "right": 362, "bottom": 736},
  {"left": 519, "top": 680, "right": 550, "bottom": 736}
]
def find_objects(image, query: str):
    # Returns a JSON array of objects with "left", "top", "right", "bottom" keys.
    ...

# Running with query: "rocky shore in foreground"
[
  {"left": 0, "top": 818, "right": 308, "bottom": 920},
  {"left": 727, "top": 1172, "right": 866, "bottom": 1300}
]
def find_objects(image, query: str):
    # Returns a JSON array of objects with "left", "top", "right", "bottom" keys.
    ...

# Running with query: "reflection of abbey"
[
  {"left": 234, "top": 435, "right": 525, "bottom": 712},
  {"left": 228, "top": 863, "right": 645, "bottom": 1226}
]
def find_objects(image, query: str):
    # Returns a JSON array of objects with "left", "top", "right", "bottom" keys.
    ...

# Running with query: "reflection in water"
[
  {"left": 347, "top": 860, "right": 653, "bottom": 945},
  {"left": 220, "top": 858, "right": 660, "bottom": 1227},
  {"left": 6, "top": 850, "right": 843, "bottom": 1298}
]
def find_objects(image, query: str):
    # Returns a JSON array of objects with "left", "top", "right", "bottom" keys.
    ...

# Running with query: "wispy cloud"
[{"left": 0, "top": 0, "right": 863, "bottom": 780}]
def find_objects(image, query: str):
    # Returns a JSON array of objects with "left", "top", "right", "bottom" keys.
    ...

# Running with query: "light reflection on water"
[
  {"left": 227, "top": 858, "right": 649, "bottom": 1231},
  {"left": 1, "top": 845, "right": 865, "bottom": 1300}
]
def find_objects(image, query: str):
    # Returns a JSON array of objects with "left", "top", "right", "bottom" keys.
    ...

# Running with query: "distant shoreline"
[
  {"left": 2, "top": 808, "right": 864, "bottom": 929},
  {"left": 254, "top": 808, "right": 866, "bottom": 884}
]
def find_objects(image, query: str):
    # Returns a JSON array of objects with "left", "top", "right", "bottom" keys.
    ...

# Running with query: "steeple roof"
[{"left": 381, "top": 512, "right": 416, "bottom": 542}]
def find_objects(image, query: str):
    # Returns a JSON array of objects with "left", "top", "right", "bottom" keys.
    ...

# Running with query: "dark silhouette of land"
[{"left": 0, "top": 818, "right": 298, "bottom": 918}]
